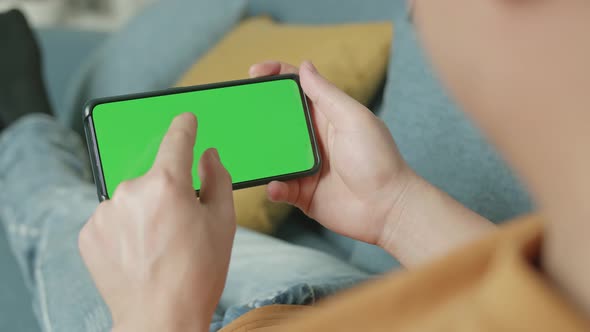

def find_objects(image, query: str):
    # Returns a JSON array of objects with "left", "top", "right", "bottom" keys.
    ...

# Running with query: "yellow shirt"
[{"left": 220, "top": 216, "right": 589, "bottom": 331}]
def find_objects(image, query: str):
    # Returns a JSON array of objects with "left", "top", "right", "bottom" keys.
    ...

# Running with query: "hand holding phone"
[{"left": 249, "top": 61, "right": 416, "bottom": 247}]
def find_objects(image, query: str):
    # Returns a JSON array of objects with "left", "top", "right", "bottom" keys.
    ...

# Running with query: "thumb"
[
  {"left": 198, "top": 148, "right": 234, "bottom": 212},
  {"left": 299, "top": 61, "right": 367, "bottom": 128}
]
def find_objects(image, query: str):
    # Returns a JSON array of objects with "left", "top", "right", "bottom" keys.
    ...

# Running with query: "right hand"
[
  {"left": 249, "top": 61, "right": 419, "bottom": 246},
  {"left": 79, "top": 113, "right": 235, "bottom": 332}
]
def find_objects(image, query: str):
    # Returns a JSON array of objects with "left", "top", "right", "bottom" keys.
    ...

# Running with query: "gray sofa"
[{"left": 0, "top": 1, "right": 531, "bottom": 330}]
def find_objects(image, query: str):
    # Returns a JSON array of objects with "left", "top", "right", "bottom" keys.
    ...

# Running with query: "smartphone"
[{"left": 83, "top": 74, "right": 320, "bottom": 201}]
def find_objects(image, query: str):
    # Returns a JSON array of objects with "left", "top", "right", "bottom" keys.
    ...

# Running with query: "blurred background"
[{"left": 0, "top": 0, "right": 154, "bottom": 29}]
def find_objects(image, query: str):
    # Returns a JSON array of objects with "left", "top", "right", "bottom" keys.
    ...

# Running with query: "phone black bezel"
[{"left": 83, "top": 74, "right": 321, "bottom": 202}]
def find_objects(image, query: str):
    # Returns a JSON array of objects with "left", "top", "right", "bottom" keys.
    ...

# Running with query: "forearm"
[{"left": 379, "top": 176, "right": 495, "bottom": 267}]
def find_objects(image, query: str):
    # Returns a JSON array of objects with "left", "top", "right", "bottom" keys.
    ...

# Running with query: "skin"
[
  {"left": 412, "top": 0, "right": 590, "bottom": 315},
  {"left": 79, "top": 113, "right": 235, "bottom": 332}
]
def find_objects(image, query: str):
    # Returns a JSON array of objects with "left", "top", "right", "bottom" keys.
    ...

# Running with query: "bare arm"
[{"left": 380, "top": 177, "right": 494, "bottom": 267}]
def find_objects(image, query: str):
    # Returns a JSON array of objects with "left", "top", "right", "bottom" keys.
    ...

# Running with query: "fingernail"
[
  {"left": 176, "top": 112, "right": 196, "bottom": 125},
  {"left": 248, "top": 65, "right": 258, "bottom": 77}
]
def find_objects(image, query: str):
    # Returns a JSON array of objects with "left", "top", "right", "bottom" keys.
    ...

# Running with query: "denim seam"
[
  {"left": 0, "top": 207, "right": 38, "bottom": 290},
  {"left": 35, "top": 227, "right": 53, "bottom": 332}
]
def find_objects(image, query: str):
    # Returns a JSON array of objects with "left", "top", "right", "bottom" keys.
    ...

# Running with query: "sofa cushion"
[
  {"left": 247, "top": 0, "right": 403, "bottom": 24},
  {"left": 37, "top": 28, "right": 107, "bottom": 123}
]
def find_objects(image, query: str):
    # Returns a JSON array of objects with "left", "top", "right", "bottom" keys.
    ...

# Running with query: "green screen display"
[{"left": 91, "top": 78, "right": 317, "bottom": 198}]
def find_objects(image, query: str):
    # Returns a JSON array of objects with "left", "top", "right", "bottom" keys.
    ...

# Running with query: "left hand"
[
  {"left": 79, "top": 113, "right": 235, "bottom": 332},
  {"left": 249, "top": 61, "right": 417, "bottom": 246}
]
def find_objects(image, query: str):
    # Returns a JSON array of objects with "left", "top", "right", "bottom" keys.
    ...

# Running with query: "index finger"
[{"left": 151, "top": 113, "right": 197, "bottom": 181}]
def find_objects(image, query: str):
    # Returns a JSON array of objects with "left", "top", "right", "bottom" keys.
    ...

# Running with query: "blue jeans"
[{"left": 0, "top": 114, "right": 368, "bottom": 331}]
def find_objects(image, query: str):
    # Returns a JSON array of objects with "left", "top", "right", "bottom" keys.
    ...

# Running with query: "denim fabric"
[
  {"left": 0, "top": 114, "right": 368, "bottom": 331},
  {"left": 0, "top": 115, "right": 110, "bottom": 332},
  {"left": 218, "top": 227, "right": 368, "bottom": 329}
]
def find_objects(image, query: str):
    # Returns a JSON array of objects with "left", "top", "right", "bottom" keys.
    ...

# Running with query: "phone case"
[{"left": 83, "top": 74, "right": 321, "bottom": 201}]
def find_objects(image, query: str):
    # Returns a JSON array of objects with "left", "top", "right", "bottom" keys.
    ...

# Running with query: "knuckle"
[
  {"left": 113, "top": 180, "right": 133, "bottom": 198},
  {"left": 149, "top": 169, "right": 178, "bottom": 194},
  {"left": 281, "top": 63, "right": 298, "bottom": 74},
  {"left": 221, "top": 167, "right": 232, "bottom": 185},
  {"left": 167, "top": 129, "right": 192, "bottom": 145}
]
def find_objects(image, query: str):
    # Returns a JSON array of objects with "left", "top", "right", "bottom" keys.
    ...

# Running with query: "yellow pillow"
[{"left": 175, "top": 16, "right": 393, "bottom": 234}]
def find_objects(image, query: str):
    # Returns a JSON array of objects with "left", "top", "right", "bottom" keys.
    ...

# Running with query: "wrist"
[
  {"left": 377, "top": 173, "right": 427, "bottom": 253},
  {"left": 378, "top": 174, "right": 494, "bottom": 266}
]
